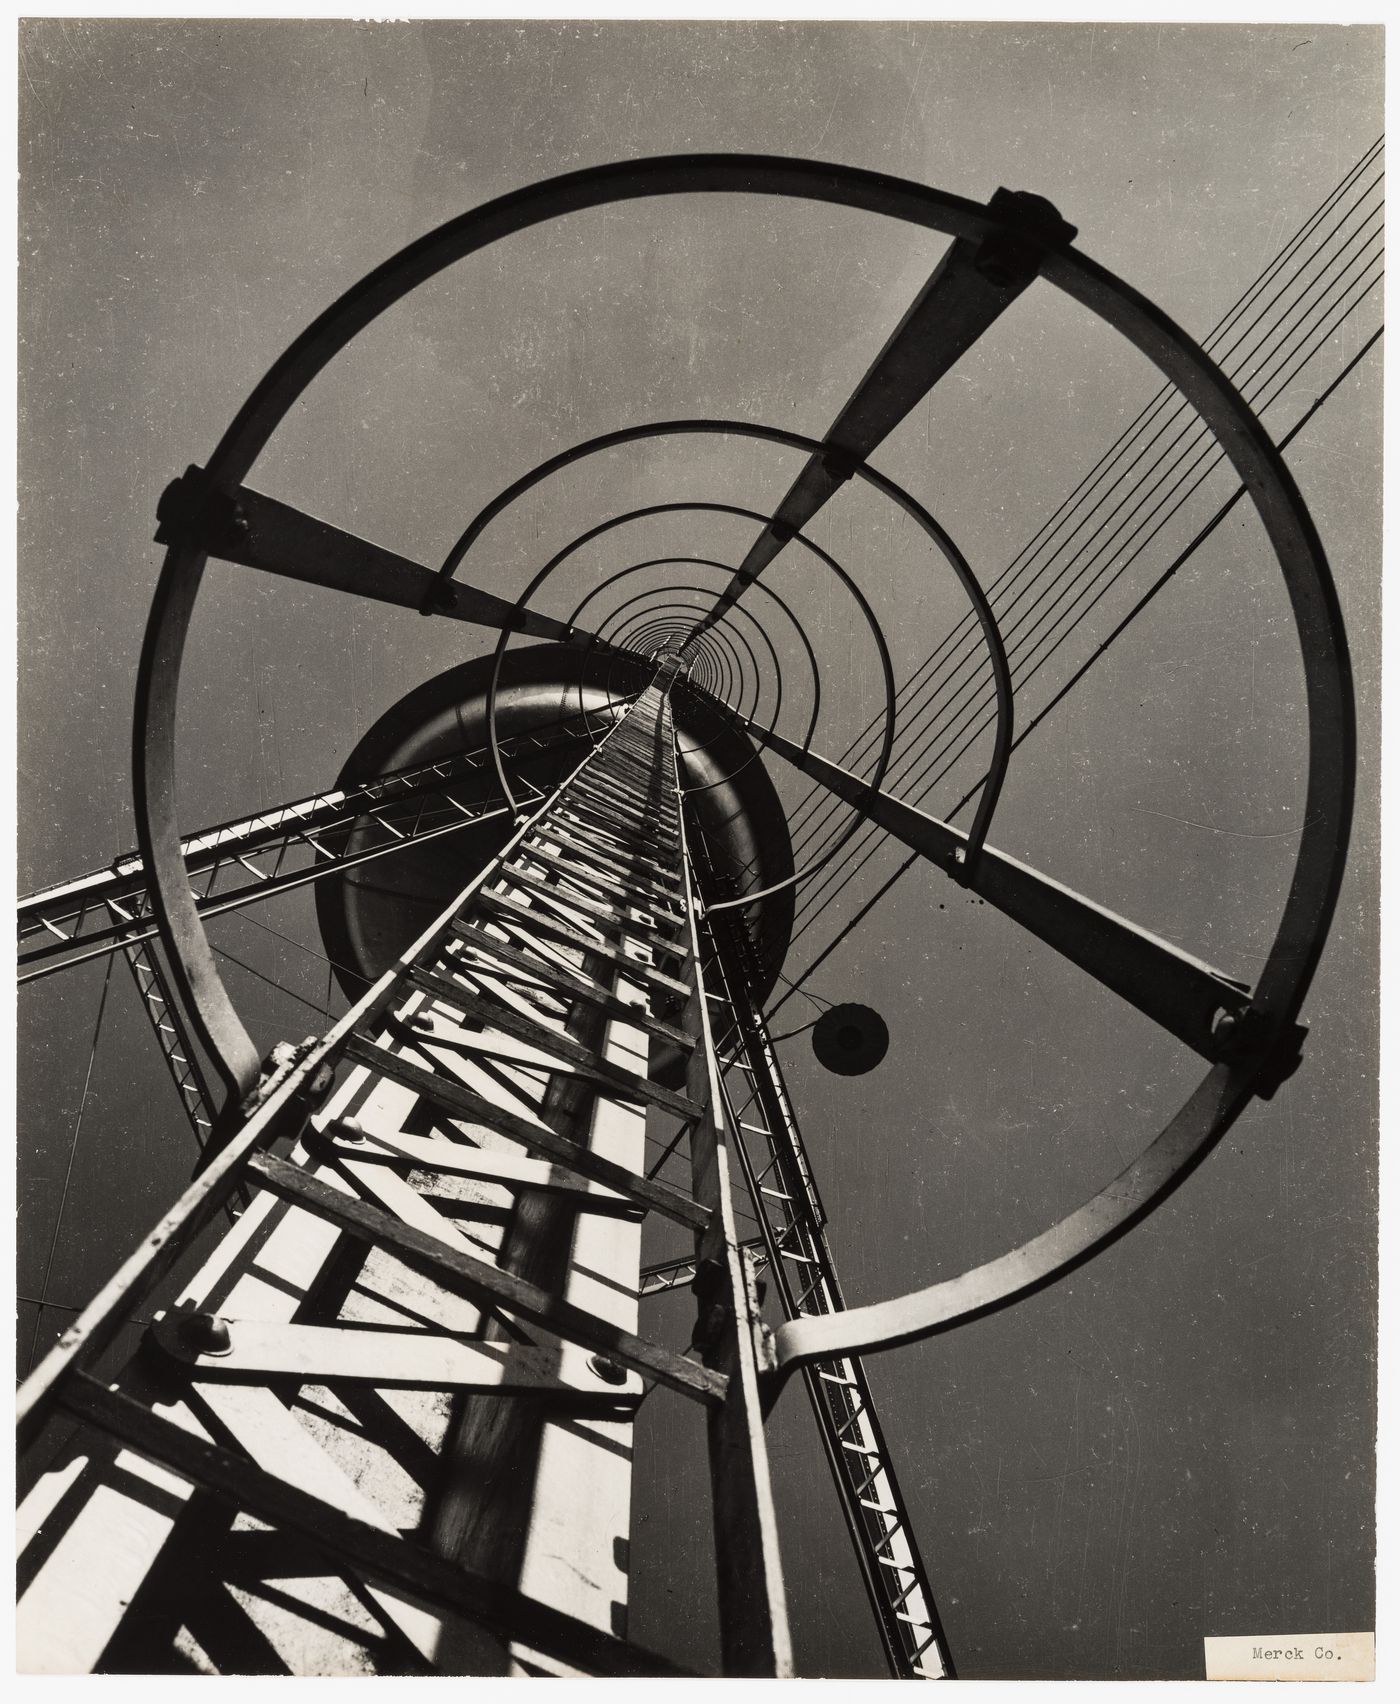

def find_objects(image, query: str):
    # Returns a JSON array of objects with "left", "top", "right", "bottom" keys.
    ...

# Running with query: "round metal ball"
[{"left": 812, "top": 1004, "right": 889, "bottom": 1076}]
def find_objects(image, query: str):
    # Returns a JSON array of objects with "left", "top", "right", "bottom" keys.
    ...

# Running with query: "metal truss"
[
  {"left": 640, "top": 1239, "right": 765, "bottom": 1297},
  {"left": 692, "top": 857, "right": 953, "bottom": 1680},
  {"left": 17, "top": 710, "right": 613, "bottom": 984},
  {"left": 18, "top": 672, "right": 792, "bottom": 1677},
  {"left": 120, "top": 927, "right": 219, "bottom": 1150}
]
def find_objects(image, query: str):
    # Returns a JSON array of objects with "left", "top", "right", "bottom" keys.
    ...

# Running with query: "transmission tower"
[{"left": 16, "top": 156, "right": 1354, "bottom": 1677}]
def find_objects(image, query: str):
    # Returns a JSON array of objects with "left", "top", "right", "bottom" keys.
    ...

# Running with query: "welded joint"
[{"left": 947, "top": 843, "right": 980, "bottom": 886}]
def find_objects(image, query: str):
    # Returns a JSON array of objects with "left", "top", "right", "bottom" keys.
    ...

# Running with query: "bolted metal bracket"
[
  {"left": 193, "top": 1036, "right": 336, "bottom": 1177},
  {"left": 689, "top": 1256, "right": 731, "bottom": 1360},
  {"left": 973, "top": 188, "right": 1079, "bottom": 288},
  {"left": 1210, "top": 1007, "right": 1309, "bottom": 1100},
  {"left": 587, "top": 1353, "right": 629, "bottom": 1387},
  {"left": 302, "top": 1116, "right": 370, "bottom": 1162},
  {"left": 154, "top": 464, "right": 239, "bottom": 552},
  {"left": 419, "top": 579, "right": 460, "bottom": 615},
  {"left": 818, "top": 443, "right": 862, "bottom": 487},
  {"left": 238, "top": 1035, "right": 336, "bottom": 1122},
  {"left": 741, "top": 1245, "right": 777, "bottom": 1378}
]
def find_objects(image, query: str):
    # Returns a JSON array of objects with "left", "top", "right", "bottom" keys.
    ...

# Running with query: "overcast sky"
[{"left": 16, "top": 19, "right": 1382, "bottom": 1679}]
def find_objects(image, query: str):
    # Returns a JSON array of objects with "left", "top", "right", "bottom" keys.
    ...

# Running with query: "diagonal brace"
[
  {"left": 156, "top": 467, "right": 605, "bottom": 645},
  {"left": 683, "top": 188, "right": 1076, "bottom": 647},
  {"left": 745, "top": 721, "right": 1260, "bottom": 1062}
]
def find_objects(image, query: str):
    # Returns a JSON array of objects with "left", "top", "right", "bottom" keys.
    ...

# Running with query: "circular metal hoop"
[
  {"left": 478, "top": 482, "right": 923, "bottom": 906},
  {"left": 448, "top": 420, "right": 1012, "bottom": 882},
  {"left": 132, "top": 154, "right": 1353, "bottom": 1374},
  {"left": 590, "top": 581, "right": 787, "bottom": 740}
]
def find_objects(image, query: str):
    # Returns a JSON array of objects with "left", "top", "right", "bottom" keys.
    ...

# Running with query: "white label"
[{"left": 1203, "top": 1633, "right": 1374, "bottom": 1681}]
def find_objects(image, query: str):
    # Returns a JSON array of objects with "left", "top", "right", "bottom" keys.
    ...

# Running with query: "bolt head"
[{"left": 178, "top": 1311, "right": 233, "bottom": 1358}]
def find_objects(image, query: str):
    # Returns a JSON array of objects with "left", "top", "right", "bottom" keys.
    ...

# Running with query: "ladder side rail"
[
  {"left": 704, "top": 1038, "right": 912, "bottom": 1677},
  {"left": 17, "top": 704, "right": 643, "bottom": 1448},
  {"left": 119, "top": 921, "right": 218, "bottom": 1152},
  {"left": 669, "top": 693, "right": 794, "bottom": 1679}
]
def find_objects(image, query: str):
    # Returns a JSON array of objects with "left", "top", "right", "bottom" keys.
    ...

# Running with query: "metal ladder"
[{"left": 17, "top": 671, "right": 789, "bottom": 1677}]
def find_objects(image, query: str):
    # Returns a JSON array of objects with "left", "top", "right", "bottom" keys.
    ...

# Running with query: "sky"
[{"left": 15, "top": 17, "right": 1383, "bottom": 1681}]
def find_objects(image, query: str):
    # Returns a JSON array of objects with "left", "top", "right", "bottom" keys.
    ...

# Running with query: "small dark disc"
[{"left": 812, "top": 1003, "right": 889, "bottom": 1076}]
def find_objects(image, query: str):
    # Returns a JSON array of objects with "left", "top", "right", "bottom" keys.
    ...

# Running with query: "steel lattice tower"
[{"left": 16, "top": 155, "right": 1355, "bottom": 1678}]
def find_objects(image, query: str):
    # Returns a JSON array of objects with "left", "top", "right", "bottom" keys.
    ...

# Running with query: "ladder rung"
[
  {"left": 343, "top": 1038, "right": 707, "bottom": 1231},
  {"left": 517, "top": 848, "right": 686, "bottom": 922},
  {"left": 472, "top": 892, "right": 692, "bottom": 997},
  {"left": 56, "top": 1373, "right": 693, "bottom": 1678},
  {"left": 244, "top": 1151, "right": 725, "bottom": 1405},
  {"left": 311, "top": 1123, "right": 640, "bottom": 1217},
  {"left": 405, "top": 967, "right": 703, "bottom": 1121},
  {"left": 572, "top": 770, "right": 677, "bottom": 810},
  {"left": 566, "top": 781, "right": 674, "bottom": 823},
  {"left": 525, "top": 824, "right": 681, "bottom": 890},
  {"left": 148, "top": 1314, "right": 645, "bottom": 1404},
  {"left": 502, "top": 865, "right": 687, "bottom": 936},
  {"left": 570, "top": 789, "right": 674, "bottom": 827},
  {"left": 559, "top": 796, "right": 679, "bottom": 845},
  {"left": 449, "top": 927, "right": 697, "bottom": 1049}
]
